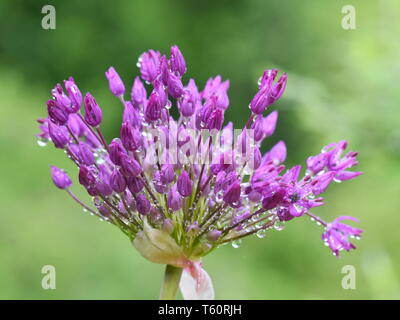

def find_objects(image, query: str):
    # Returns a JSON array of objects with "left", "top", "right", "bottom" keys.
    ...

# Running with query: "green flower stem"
[{"left": 159, "top": 265, "right": 183, "bottom": 300}]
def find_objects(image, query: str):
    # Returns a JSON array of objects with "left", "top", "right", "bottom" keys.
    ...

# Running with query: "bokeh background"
[{"left": 0, "top": 0, "right": 399, "bottom": 299}]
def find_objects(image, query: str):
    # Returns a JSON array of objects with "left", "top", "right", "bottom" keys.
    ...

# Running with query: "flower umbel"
[{"left": 37, "top": 45, "right": 363, "bottom": 299}]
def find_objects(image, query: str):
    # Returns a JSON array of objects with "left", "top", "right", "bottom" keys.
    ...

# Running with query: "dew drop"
[
  {"left": 232, "top": 239, "right": 242, "bottom": 248},
  {"left": 256, "top": 229, "right": 266, "bottom": 239},
  {"left": 274, "top": 220, "right": 285, "bottom": 231},
  {"left": 37, "top": 138, "right": 48, "bottom": 147}
]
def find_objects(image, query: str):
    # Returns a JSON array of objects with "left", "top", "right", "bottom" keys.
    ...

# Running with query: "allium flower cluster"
[{"left": 37, "top": 45, "right": 363, "bottom": 299}]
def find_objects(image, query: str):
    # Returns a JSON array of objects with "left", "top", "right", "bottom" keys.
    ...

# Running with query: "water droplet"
[
  {"left": 232, "top": 239, "right": 242, "bottom": 248},
  {"left": 82, "top": 208, "right": 88, "bottom": 213},
  {"left": 274, "top": 220, "right": 285, "bottom": 231},
  {"left": 93, "top": 197, "right": 104, "bottom": 207},
  {"left": 333, "top": 178, "right": 342, "bottom": 183},
  {"left": 215, "top": 190, "right": 224, "bottom": 203},
  {"left": 256, "top": 229, "right": 266, "bottom": 238},
  {"left": 37, "top": 138, "right": 48, "bottom": 147},
  {"left": 293, "top": 204, "right": 304, "bottom": 214}
]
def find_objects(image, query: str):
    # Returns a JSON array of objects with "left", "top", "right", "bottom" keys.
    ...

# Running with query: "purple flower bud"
[
  {"left": 120, "top": 153, "right": 142, "bottom": 177},
  {"left": 206, "top": 107, "right": 224, "bottom": 130},
  {"left": 250, "top": 85, "right": 271, "bottom": 114},
  {"left": 170, "top": 45, "right": 186, "bottom": 76},
  {"left": 277, "top": 207, "right": 295, "bottom": 222},
  {"left": 262, "top": 189, "right": 285, "bottom": 210},
  {"left": 108, "top": 139, "right": 126, "bottom": 166},
  {"left": 251, "top": 117, "right": 264, "bottom": 142},
  {"left": 136, "top": 194, "right": 150, "bottom": 215},
  {"left": 259, "top": 69, "right": 278, "bottom": 88},
  {"left": 160, "top": 164, "right": 175, "bottom": 184},
  {"left": 153, "top": 171, "right": 168, "bottom": 194},
  {"left": 78, "top": 165, "right": 96, "bottom": 187},
  {"left": 177, "top": 170, "right": 192, "bottom": 197},
  {"left": 307, "top": 153, "right": 327, "bottom": 175},
  {"left": 207, "top": 229, "right": 222, "bottom": 242},
  {"left": 127, "top": 176, "right": 144, "bottom": 194},
  {"left": 334, "top": 170, "right": 362, "bottom": 182},
  {"left": 250, "top": 70, "right": 287, "bottom": 114},
  {"left": 311, "top": 171, "right": 335, "bottom": 195},
  {"left": 84, "top": 93, "right": 102, "bottom": 127},
  {"left": 123, "top": 101, "right": 142, "bottom": 128},
  {"left": 50, "top": 166, "right": 72, "bottom": 189},
  {"left": 98, "top": 205, "right": 111, "bottom": 217},
  {"left": 202, "top": 76, "right": 223, "bottom": 101},
  {"left": 47, "top": 100, "right": 69, "bottom": 125},
  {"left": 214, "top": 80, "right": 230, "bottom": 110},
  {"left": 263, "top": 111, "right": 278, "bottom": 137},
  {"left": 120, "top": 122, "right": 143, "bottom": 151},
  {"left": 131, "top": 76, "right": 147, "bottom": 108},
  {"left": 263, "top": 140, "right": 286, "bottom": 165},
  {"left": 248, "top": 147, "right": 262, "bottom": 170},
  {"left": 145, "top": 92, "right": 162, "bottom": 122},
  {"left": 167, "top": 185, "right": 182, "bottom": 211},
  {"left": 64, "top": 77, "right": 82, "bottom": 112},
  {"left": 95, "top": 179, "right": 113, "bottom": 197},
  {"left": 223, "top": 181, "right": 241, "bottom": 205},
  {"left": 186, "top": 222, "right": 199, "bottom": 236},
  {"left": 159, "top": 55, "right": 170, "bottom": 86},
  {"left": 178, "top": 90, "right": 196, "bottom": 117},
  {"left": 77, "top": 141, "right": 94, "bottom": 165},
  {"left": 270, "top": 73, "right": 287, "bottom": 104},
  {"left": 52, "top": 84, "right": 72, "bottom": 111},
  {"left": 167, "top": 72, "right": 184, "bottom": 99},
  {"left": 48, "top": 121, "right": 70, "bottom": 149},
  {"left": 139, "top": 49, "right": 161, "bottom": 83},
  {"left": 110, "top": 168, "right": 127, "bottom": 193},
  {"left": 105, "top": 67, "right": 125, "bottom": 97},
  {"left": 322, "top": 216, "right": 363, "bottom": 256},
  {"left": 67, "top": 113, "right": 85, "bottom": 137}
]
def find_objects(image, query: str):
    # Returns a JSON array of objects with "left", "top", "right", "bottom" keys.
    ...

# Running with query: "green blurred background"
[{"left": 0, "top": 0, "right": 399, "bottom": 299}]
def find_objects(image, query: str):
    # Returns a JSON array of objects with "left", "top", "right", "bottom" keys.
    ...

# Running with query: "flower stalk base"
[{"left": 159, "top": 264, "right": 183, "bottom": 300}]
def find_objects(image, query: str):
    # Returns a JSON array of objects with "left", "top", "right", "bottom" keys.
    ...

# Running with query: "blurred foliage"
[{"left": 0, "top": 0, "right": 399, "bottom": 299}]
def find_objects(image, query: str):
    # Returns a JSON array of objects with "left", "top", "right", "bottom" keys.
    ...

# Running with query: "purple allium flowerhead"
[
  {"left": 50, "top": 166, "right": 72, "bottom": 189},
  {"left": 38, "top": 45, "right": 364, "bottom": 300},
  {"left": 105, "top": 67, "right": 125, "bottom": 97}
]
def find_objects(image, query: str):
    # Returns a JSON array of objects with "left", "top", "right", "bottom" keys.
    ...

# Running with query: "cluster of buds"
[{"left": 37, "top": 45, "right": 363, "bottom": 299}]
